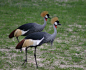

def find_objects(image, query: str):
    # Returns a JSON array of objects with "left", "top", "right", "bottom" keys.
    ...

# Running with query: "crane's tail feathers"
[
  {"left": 16, "top": 39, "right": 25, "bottom": 49},
  {"left": 9, "top": 29, "right": 22, "bottom": 38},
  {"left": 9, "top": 29, "right": 16, "bottom": 38},
  {"left": 16, "top": 39, "right": 34, "bottom": 49}
]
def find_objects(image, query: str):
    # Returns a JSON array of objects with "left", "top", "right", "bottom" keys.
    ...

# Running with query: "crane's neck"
[
  {"left": 41, "top": 18, "right": 47, "bottom": 28},
  {"left": 35, "top": 18, "right": 47, "bottom": 32},
  {"left": 45, "top": 25, "right": 57, "bottom": 43},
  {"left": 53, "top": 24, "right": 57, "bottom": 34},
  {"left": 51, "top": 25, "right": 57, "bottom": 39}
]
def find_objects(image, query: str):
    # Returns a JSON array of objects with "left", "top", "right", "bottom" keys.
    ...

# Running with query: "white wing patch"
[
  {"left": 21, "top": 30, "right": 29, "bottom": 35},
  {"left": 33, "top": 37, "right": 44, "bottom": 46}
]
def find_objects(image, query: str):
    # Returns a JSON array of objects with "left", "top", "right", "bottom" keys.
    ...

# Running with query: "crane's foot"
[
  {"left": 36, "top": 65, "right": 38, "bottom": 68},
  {"left": 22, "top": 59, "right": 27, "bottom": 66}
]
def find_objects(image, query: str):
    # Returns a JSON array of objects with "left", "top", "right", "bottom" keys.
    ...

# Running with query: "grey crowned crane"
[
  {"left": 9, "top": 11, "right": 50, "bottom": 42},
  {"left": 16, "top": 17, "right": 61, "bottom": 68}
]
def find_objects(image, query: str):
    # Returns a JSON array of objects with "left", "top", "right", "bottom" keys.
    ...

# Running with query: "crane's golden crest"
[
  {"left": 41, "top": 11, "right": 48, "bottom": 17},
  {"left": 22, "top": 39, "right": 33, "bottom": 47},
  {"left": 14, "top": 29, "right": 22, "bottom": 37},
  {"left": 51, "top": 17, "right": 58, "bottom": 24}
]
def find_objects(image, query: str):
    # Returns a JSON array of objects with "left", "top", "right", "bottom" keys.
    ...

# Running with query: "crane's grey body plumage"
[
  {"left": 25, "top": 24, "right": 57, "bottom": 47},
  {"left": 16, "top": 17, "right": 60, "bottom": 68},
  {"left": 18, "top": 18, "right": 47, "bottom": 36},
  {"left": 23, "top": 24, "right": 57, "bottom": 68}
]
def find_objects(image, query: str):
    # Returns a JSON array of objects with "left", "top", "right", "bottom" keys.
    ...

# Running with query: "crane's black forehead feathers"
[
  {"left": 47, "top": 14, "right": 49, "bottom": 16},
  {"left": 56, "top": 20, "right": 59, "bottom": 23}
]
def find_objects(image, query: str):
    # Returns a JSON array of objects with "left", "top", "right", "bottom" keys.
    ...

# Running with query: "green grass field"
[{"left": 0, "top": 0, "right": 86, "bottom": 70}]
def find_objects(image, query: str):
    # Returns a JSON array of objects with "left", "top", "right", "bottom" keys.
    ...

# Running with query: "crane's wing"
[
  {"left": 25, "top": 32, "right": 45, "bottom": 40},
  {"left": 17, "top": 23, "right": 39, "bottom": 31},
  {"left": 25, "top": 32, "right": 51, "bottom": 46}
]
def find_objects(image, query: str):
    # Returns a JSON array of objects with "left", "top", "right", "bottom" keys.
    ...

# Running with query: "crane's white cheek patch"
[
  {"left": 21, "top": 30, "right": 29, "bottom": 35},
  {"left": 45, "top": 15, "right": 48, "bottom": 18},
  {"left": 33, "top": 37, "right": 44, "bottom": 46},
  {"left": 54, "top": 22, "right": 57, "bottom": 25}
]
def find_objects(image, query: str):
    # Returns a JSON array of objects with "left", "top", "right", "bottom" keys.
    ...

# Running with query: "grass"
[{"left": 0, "top": 0, "right": 86, "bottom": 70}]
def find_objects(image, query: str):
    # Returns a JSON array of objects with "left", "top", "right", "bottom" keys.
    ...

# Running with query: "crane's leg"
[
  {"left": 16, "top": 37, "right": 19, "bottom": 42},
  {"left": 34, "top": 47, "right": 38, "bottom": 68},
  {"left": 51, "top": 41, "right": 53, "bottom": 48},
  {"left": 22, "top": 47, "right": 27, "bottom": 66},
  {"left": 16, "top": 37, "right": 22, "bottom": 52}
]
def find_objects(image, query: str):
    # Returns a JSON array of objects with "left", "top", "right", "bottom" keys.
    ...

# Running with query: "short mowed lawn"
[{"left": 0, "top": 0, "right": 86, "bottom": 70}]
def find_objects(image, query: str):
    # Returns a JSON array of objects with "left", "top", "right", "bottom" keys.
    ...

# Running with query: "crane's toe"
[{"left": 22, "top": 59, "right": 27, "bottom": 66}]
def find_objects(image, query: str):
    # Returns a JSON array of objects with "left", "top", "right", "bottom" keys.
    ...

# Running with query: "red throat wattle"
[
  {"left": 55, "top": 26, "right": 57, "bottom": 28},
  {"left": 45, "top": 18, "right": 47, "bottom": 21}
]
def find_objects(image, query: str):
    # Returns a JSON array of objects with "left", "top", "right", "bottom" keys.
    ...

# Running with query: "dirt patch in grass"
[
  {"left": 68, "top": 23, "right": 82, "bottom": 28},
  {"left": 0, "top": 48, "right": 10, "bottom": 52},
  {"left": 59, "top": 65, "right": 85, "bottom": 69}
]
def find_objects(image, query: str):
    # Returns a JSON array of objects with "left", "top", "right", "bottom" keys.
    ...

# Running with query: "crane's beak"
[
  {"left": 49, "top": 17, "right": 51, "bottom": 19},
  {"left": 58, "top": 23, "right": 61, "bottom": 25}
]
